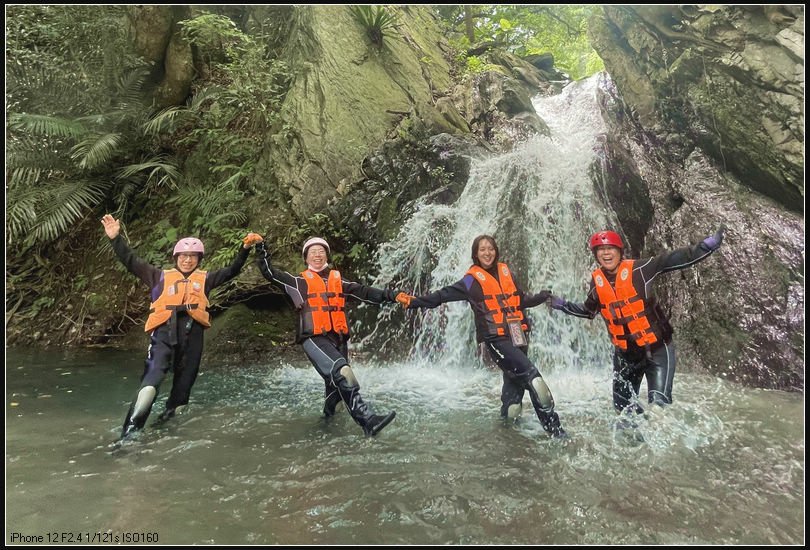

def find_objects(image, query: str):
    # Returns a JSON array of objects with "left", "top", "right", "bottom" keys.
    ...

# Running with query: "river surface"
[{"left": 6, "top": 347, "right": 804, "bottom": 545}]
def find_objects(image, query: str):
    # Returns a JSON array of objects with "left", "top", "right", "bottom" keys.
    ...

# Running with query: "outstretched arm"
[
  {"left": 549, "top": 286, "right": 599, "bottom": 319},
  {"left": 101, "top": 214, "right": 161, "bottom": 286},
  {"left": 254, "top": 241, "right": 298, "bottom": 288},
  {"left": 407, "top": 279, "right": 469, "bottom": 309},
  {"left": 642, "top": 226, "right": 725, "bottom": 282}
]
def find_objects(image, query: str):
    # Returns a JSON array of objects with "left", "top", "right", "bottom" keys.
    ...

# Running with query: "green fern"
[
  {"left": 70, "top": 132, "right": 122, "bottom": 170},
  {"left": 349, "top": 5, "right": 400, "bottom": 47},
  {"left": 9, "top": 179, "right": 110, "bottom": 245},
  {"left": 115, "top": 156, "right": 182, "bottom": 194},
  {"left": 8, "top": 113, "right": 88, "bottom": 138}
]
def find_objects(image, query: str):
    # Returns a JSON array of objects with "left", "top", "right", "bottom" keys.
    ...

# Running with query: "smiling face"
[
  {"left": 305, "top": 244, "right": 328, "bottom": 271},
  {"left": 476, "top": 238, "right": 498, "bottom": 270},
  {"left": 594, "top": 245, "right": 622, "bottom": 273},
  {"left": 176, "top": 252, "right": 200, "bottom": 273}
]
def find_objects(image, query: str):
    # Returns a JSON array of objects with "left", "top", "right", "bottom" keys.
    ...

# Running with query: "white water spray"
[{"left": 361, "top": 74, "right": 621, "bottom": 376}]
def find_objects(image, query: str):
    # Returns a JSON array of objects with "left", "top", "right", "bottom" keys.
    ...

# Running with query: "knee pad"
[
  {"left": 530, "top": 377, "right": 554, "bottom": 411},
  {"left": 506, "top": 403, "right": 523, "bottom": 419},
  {"left": 336, "top": 365, "right": 359, "bottom": 387},
  {"left": 133, "top": 386, "right": 157, "bottom": 418}
]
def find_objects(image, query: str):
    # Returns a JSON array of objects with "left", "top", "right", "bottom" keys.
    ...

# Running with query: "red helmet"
[{"left": 588, "top": 230, "right": 623, "bottom": 251}]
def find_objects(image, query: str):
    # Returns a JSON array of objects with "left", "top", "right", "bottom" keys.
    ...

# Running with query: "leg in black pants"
[{"left": 486, "top": 338, "right": 566, "bottom": 437}]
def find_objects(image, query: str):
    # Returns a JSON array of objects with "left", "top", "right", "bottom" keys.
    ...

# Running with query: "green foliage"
[
  {"left": 349, "top": 5, "right": 400, "bottom": 47},
  {"left": 6, "top": 5, "right": 184, "bottom": 248},
  {"left": 436, "top": 5, "right": 605, "bottom": 80}
]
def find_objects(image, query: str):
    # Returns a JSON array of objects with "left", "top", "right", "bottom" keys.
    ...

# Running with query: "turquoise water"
[{"left": 5, "top": 347, "right": 804, "bottom": 545}]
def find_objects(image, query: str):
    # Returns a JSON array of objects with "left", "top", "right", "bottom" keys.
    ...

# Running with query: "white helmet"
[{"left": 302, "top": 237, "right": 330, "bottom": 260}]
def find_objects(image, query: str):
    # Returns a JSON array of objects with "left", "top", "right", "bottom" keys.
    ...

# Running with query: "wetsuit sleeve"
[
  {"left": 110, "top": 235, "right": 162, "bottom": 287},
  {"left": 637, "top": 242, "right": 717, "bottom": 284},
  {"left": 409, "top": 279, "right": 469, "bottom": 309},
  {"left": 254, "top": 243, "right": 307, "bottom": 308},
  {"left": 521, "top": 289, "right": 551, "bottom": 309},
  {"left": 255, "top": 243, "right": 297, "bottom": 287},
  {"left": 205, "top": 245, "right": 251, "bottom": 293},
  {"left": 557, "top": 284, "right": 600, "bottom": 319},
  {"left": 342, "top": 279, "right": 397, "bottom": 304}
]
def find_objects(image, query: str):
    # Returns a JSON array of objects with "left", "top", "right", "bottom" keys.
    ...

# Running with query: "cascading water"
[
  {"left": 361, "top": 74, "right": 618, "bottom": 377},
  {"left": 7, "top": 75, "right": 801, "bottom": 546}
]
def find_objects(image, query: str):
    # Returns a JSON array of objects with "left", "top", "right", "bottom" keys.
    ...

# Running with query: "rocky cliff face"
[
  {"left": 262, "top": 6, "right": 456, "bottom": 218},
  {"left": 589, "top": 6, "right": 804, "bottom": 390},
  {"left": 589, "top": 5, "right": 804, "bottom": 211}
]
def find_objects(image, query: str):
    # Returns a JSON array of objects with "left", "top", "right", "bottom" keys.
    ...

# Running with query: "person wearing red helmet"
[
  {"left": 550, "top": 226, "right": 725, "bottom": 417},
  {"left": 101, "top": 214, "right": 264, "bottom": 440},
  {"left": 395, "top": 234, "right": 566, "bottom": 438},
  {"left": 255, "top": 236, "right": 401, "bottom": 437}
]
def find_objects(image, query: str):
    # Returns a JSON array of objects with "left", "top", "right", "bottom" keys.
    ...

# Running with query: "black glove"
[
  {"left": 702, "top": 225, "right": 725, "bottom": 251},
  {"left": 255, "top": 241, "right": 269, "bottom": 259},
  {"left": 549, "top": 296, "right": 566, "bottom": 311}
]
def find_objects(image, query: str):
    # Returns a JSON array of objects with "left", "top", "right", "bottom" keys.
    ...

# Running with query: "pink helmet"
[
  {"left": 588, "top": 230, "right": 623, "bottom": 251},
  {"left": 302, "top": 237, "right": 330, "bottom": 260},
  {"left": 173, "top": 237, "right": 205, "bottom": 258}
]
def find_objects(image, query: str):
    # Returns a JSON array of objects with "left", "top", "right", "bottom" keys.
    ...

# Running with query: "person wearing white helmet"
[
  {"left": 101, "top": 214, "right": 264, "bottom": 440},
  {"left": 549, "top": 227, "right": 725, "bottom": 420},
  {"left": 255, "top": 236, "right": 406, "bottom": 436}
]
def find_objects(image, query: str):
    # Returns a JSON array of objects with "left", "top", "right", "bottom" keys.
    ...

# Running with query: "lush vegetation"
[
  {"left": 434, "top": 5, "right": 604, "bottom": 80},
  {"left": 6, "top": 5, "right": 605, "bottom": 346}
]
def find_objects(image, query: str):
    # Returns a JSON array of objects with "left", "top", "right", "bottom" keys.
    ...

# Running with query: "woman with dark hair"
[{"left": 396, "top": 235, "right": 566, "bottom": 437}]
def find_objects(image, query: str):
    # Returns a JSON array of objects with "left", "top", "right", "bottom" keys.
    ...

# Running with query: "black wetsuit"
[
  {"left": 256, "top": 243, "right": 398, "bottom": 431},
  {"left": 112, "top": 236, "right": 249, "bottom": 417},
  {"left": 408, "top": 264, "right": 564, "bottom": 435},
  {"left": 556, "top": 241, "right": 717, "bottom": 413}
]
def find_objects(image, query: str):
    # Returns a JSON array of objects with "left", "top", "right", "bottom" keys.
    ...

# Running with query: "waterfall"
[{"left": 360, "top": 74, "right": 619, "bottom": 374}]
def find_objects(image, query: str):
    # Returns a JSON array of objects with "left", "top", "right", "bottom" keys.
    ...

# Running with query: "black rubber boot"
[
  {"left": 362, "top": 411, "right": 397, "bottom": 437},
  {"left": 334, "top": 375, "right": 396, "bottom": 436},
  {"left": 155, "top": 408, "right": 176, "bottom": 423},
  {"left": 323, "top": 384, "right": 343, "bottom": 418},
  {"left": 537, "top": 409, "right": 567, "bottom": 439},
  {"left": 120, "top": 406, "right": 148, "bottom": 439}
]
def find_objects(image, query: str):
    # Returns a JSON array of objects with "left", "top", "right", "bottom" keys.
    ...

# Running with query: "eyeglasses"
[{"left": 177, "top": 253, "right": 199, "bottom": 260}]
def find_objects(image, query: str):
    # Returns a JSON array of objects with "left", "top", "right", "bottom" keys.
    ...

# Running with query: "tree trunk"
[{"left": 464, "top": 6, "right": 475, "bottom": 43}]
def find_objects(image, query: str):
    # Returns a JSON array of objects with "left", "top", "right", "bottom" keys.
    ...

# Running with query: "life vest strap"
[{"left": 149, "top": 303, "right": 199, "bottom": 313}]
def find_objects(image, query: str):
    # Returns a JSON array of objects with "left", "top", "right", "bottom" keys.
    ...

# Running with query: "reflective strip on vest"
[
  {"left": 301, "top": 269, "right": 349, "bottom": 335},
  {"left": 144, "top": 269, "right": 210, "bottom": 332},
  {"left": 466, "top": 263, "right": 526, "bottom": 337},
  {"left": 592, "top": 260, "right": 658, "bottom": 350}
]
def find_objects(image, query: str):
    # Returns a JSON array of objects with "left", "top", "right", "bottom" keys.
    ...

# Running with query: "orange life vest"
[
  {"left": 301, "top": 269, "right": 349, "bottom": 335},
  {"left": 466, "top": 263, "right": 527, "bottom": 338},
  {"left": 144, "top": 269, "right": 210, "bottom": 332},
  {"left": 592, "top": 259, "right": 658, "bottom": 350}
]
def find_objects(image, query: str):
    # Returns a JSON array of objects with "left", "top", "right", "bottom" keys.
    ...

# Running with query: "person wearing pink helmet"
[
  {"left": 101, "top": 213, "right": 264, "bottom": 440},
  {"left": 549, "top": 227, "right": 725, "bottom": 419},
  {"left": 255, "top": 236, "right": 404, "bottom": 437}
]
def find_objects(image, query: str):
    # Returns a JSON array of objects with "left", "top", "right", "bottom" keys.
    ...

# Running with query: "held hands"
[
  {"left": 242, "top": 232, "right": 264, "bottom": 248},
  {"left": 395, "top": 292, "right": 414, "bottom": 309},
  {"left": 701, "top": 225, "right": 726, "bottom": 251},
  {"left": 549, "top": 295, "right": 566, "bottom": 311},
  {"left": 101, "top": 214, "right": 120, "bottom": 240}
]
